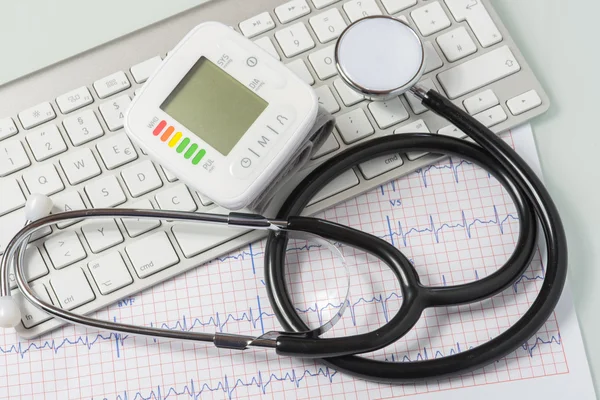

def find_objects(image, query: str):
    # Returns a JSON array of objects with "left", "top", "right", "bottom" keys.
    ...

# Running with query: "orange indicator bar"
[{"left": 161, "top": 126, "right": 175, "bottom": 142}]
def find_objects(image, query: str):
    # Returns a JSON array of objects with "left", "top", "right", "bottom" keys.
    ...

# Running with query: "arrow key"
[
  {"left": 507, "top": 90, "right": 542, "bottom": 116},
  {"left": 473, "top": 105, "right": 508, "bottom": 128},
  {"left": 44, "top": 231, "right": 87, "bottom": 269}
]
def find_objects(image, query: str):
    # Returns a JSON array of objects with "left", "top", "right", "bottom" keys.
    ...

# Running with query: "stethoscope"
[{"left": 0, "top": 16, "right": 567, "bottom": 383}]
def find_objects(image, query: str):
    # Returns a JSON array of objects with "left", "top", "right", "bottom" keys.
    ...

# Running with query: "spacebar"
[{"left": 437, "top": 45, "right": 521, "bottom": 99}]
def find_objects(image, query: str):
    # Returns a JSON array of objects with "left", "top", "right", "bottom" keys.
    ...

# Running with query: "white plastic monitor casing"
[{"left": 125, "top": 22, "right": 318, "bottom": 210}]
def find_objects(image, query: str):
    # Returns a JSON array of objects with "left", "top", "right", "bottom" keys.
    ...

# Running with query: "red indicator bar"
[{"left": 153, "top": 120, "right": 167, "bottom": 136}]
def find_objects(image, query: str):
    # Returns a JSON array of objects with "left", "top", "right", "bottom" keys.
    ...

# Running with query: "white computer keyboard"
[{"left": 0, "top": 0, "right": 549, "bottom": 339}]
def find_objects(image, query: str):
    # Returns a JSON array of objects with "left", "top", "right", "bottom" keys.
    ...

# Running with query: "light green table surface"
[{"left": 1, "top": 0, "right": 599, "bottom": 392}]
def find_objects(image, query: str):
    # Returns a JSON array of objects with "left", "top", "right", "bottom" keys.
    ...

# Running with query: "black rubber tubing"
[{"left": 263, "top": 89, "right": 568, "bottom": 382}]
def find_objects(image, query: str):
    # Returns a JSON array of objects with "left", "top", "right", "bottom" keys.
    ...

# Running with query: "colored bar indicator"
[
  {"left": 168, "top": 132, "right": 182, "bottom": 148},
  {"left": 151, "top": 120, "right": 205, "bottom": 166},
  {"left": 153, "top": 120, "right": 167, "bottom": 136}
]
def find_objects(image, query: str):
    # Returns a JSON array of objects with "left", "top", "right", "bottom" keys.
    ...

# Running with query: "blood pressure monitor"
[{"left": 125, "top": 22, "right": 332, "bottom": 210}]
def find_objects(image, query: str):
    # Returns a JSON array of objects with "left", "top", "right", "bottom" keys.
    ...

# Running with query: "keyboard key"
[
  {"left": 121, "top": 199, "right": 161, "bottom": 237},
  {"left": 334, "top": 79, "right": 364, "bottom": 106},
  {"left": 411, "top": 2, "right": 451, "bottom": 36},
  {"left": 438, "top": 45, "right": 521, "bottom": 99},
  {"left": 19, "top": 102, "right": 56, "bottom": 130},
  {"left": 275, "top": 22, "right": 316, "bottom": 58},
  {"left": 310, "top": 9, "right": 348, "bottom": 43},
  {"left": 438, "top": 124, "right": 466, "bottom": 139},
  {"left": 82, "top": 219, "right": 124, "bottom": 253},
  {"left": 51, "top": 191, "right": 87, "bottom": 228},
  {"left": 130, "top": 56, "right": 162, "bottom": 84},
  {"left": 25, "top": 124, "right": 67, "bottom": 161},
  {"left": 312, "top": 131, "right": 340, "bottom": 159},
  {"left": 436, "top": 26, "right": 477, "bottom": 62},
  {"left": 311, "top": 0, "right": 339, "bottom": 9},
  {"left": 308, "top": 45, "right": 337, "bottom": 80},
  {"left": 381, "top": 0, "right": 417, "bottom": 14},
  {"left": 444, "top": 0, "right": 502, "bottom": 47},
  {"left": 121, "top": 160, "right": 163, "bottom": 197},
  {"left": 60, "top": 148, "right": 102, "bottom": 185},
  {"left": 359, "top": 153, "right": 404, "bottom": 179},
  {"left": 507, "top": 90, "right": 542, "bottom": 116},
  {"left": 93, "top": 71, "right": 131, "bottom": 99},
  {"left": 473, "top": 105, "right": 507, "bottom": 127},
  {"left": 368, "top": 97, "right": 409, "bottom": 129},
  {"left": 14, "top": 284, "right": 53, "bottom": 328},
  {"left": 463, "top": 89, "right": 499, "bottom": 115},
  {"left": 286, "top": 60, "right": 315, "bottom": 85},
  {"left": 56, "top": 87, "right": 94, "bottom": 114},
  {"left": 126, "top": 231, "right": 179, "bottom": 278},
  {"left": 0, "top": 209, "right": 51, "bottom": 254},
  {"left": 315, "top": 86, "right": 341, "bottom": 114},
  {"left": 45, "top": 231, "right": 87, "bottom": 269},
  {"left": 8, "top": 246, "right": 49, "bottom": 290},
  {"left": 308, "top": 169, "right": 359, "bottom": 205},
  {"left": 85, "top": 175, "right": 127, "bottom": 208},
  {"left": 88, "top": 252, "right": 133, "bottom": 295},
  {"left": 172, "top": 207, "right": 248, "bottom": 258},
  {"left": 22, "top": 164, "right": 64, "bottom": 196},
  {"left": 0, "top": 118, "right": 18, "bottom": 141},
  {"left": 424, "top": 42, "right": 444, "bottom": 73},
  {"left": 0, "top": 179, "right": 25, "bottom": 216},
  {"left": 343, "top": 0, "right": 383, "bottom": 22},
  {"left": 155, "top": 183, "right": 197, "bottom": 212},
  {"left": 51, "top": 267, "right": 95, "bottom": 310},
  {"left": 239, "top": 12, "right": 276, "bottom": 38},
  {"left": 161, "top": 167, "right": 178, "bottom": 182},
  {"left": 405, "top": 78, "right": 438, "bottom": 114},
  {"left": 99, "top": 95, "right": 131, "bottom": 131},
  {"left": 395, "top": 119, "right": 430, "bottom": 160},
  {"left": 96, "top": 132, "right": 138, "bottom": 169},
  {"left": 196, "top": 193, "right": 214, "bottom": 207},
  {"left": 63, "top": 109, "right": 104, "bottom": 146},
  {"left": 275, "top": 0, "right": 311, "bottom": 23},
  {"left": 0, "top": 140, "right": 30, "bottom": 177},
  {"left": 336, "top": 109, "right": 374, "bottom": 144},
  {"left": 254, "top": 37, "right": 281, "bottom": 60}
]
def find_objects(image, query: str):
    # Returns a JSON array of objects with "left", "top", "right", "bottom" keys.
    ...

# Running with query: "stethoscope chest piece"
[{"left": 335, "top": 15, "right": 425, "bottom": 101}]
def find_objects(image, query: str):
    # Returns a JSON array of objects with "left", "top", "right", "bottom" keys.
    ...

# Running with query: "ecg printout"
[{"left": 0, "top": 124, "right": 595, "bottom": 399}]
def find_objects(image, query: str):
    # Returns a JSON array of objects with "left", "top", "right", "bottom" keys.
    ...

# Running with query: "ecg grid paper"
[{"left": 0, "top": 125, "right": 594, "bottom": 399}]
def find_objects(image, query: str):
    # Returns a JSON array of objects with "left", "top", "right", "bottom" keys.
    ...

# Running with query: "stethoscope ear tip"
[
  {"left": 0, "top": 296, "right": 21, "bottom": 328},
  {"left": 24, "top": 194, "right": 54, "bottom": 222}
]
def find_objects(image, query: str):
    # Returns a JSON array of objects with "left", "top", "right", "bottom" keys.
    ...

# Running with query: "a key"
[
  {"left": 286, "top": 60, "right": 315, "bottom": 85},
  {"left": 14, "top": 284, "right": 53, "bottom": 328},
  {"left": 436, "top": 26, "right": 477, "bottom": 62},
  {"left": 359, "top": 153, "right": 405, "bottom": 179},
  {"left": 18, "top": 102, "right": 56, "bottom": 130},
  {"left": 343, "top": 0, "right": 383, "bottom": 22},
  {"left": 381, "top": 0, "right": 417, "bottom": 14},
  {"left": 56, "top": 87, "right": 94, "bottom": 114},
  {"left": 0, "top": 210, "right": 51, "bottom": 254},
  {"left": 96, "top": 132, "right": 138, "bottom": 169},
  {"left": 161, "top": 167, "right": 178, "bottom": 182},
  {"left": 50, "top": 267, "right": 96, "bottom": 310},
  {"left": 310, "top": 9, "right": 348, "bottom": 43},
  {"left": 473, "top": 105, "right": 507, "bottom": 127},
  {"left": 8, "top": 246, "right": 49, "bottom": 290},
  {"left": 438, "top": 45, "right": 520, "bottom": 99},
  {"left": 275, "top": 0, "right": 311, "bottom": 23},
  {"left": 308, "top": 45, "right": 337, "bottom": 80},
  {"left": 196, "top": 193, "right": 214, "bottom": 207},
  {"left": 507, "top": 90, "right": 542, "bottom": 116},
  {"left": 0, "top": 117, "right": 18, "bottom": 141},
  {"left": 405, "top": 78, "right": 438, "bottom": 114},
  {"left": 85, "top": 175, "right": 127, "bottom": 208},
  {"left": 395, "top": 119, "right": 431, "bottom": 160},
  {"left": 155, "top": 183, "right": 197, "bottom": 212},
  {"left": 121, "top": 199, "right": 161, "bottom": 237},
  {"left": 93, "top": 71, "right": 131, "bottom": 99},
  {"left": 254, "top": 37, "right": 281, "bottom": 60},
  {"left": 0, "top": 140, "right": 30, "bottom": 176},
  {"left": 311, "top": 0, "right": 339, "bottom": 9},
  {"left": 45, "top": 231, "right": 87, "bottom": 269},
  {"left": 25, "top": 124, "right": 67, "bottom": 161},
  {"left": 275, "top": 22, "right": 316, "bottom": 58},
  {"left": 463, "top": 89, "right": 499, "bottom": 115},
  {"left": 63, "top": 109, "right": 104, "bottom": 146},
  {"left": 308, "top": 169, "right": 359, "bottom": 205},
  {"left": 22, "top": 164, "right": 65, "bottom": 196},
  {"left": 88, "top": 252, "right": 133, "bottom": 295},
  {"left": 51, "top": 191, "right": 87, "bottom": 228},
  {"left": 239, "top": 12, "right": 276, "bottom": 38},
  {"left": 121, "top": 160, "right": 163, "bottom": 197},
  {"left": 0, "top": 179, "right": 25, "bottom": 216},
  {"left": 59, "top": 148, "right": 102, "bottom": 185},
  {"left": 99, "top": 95, "right": 131, "bottom": 132},
  {"left": 172, "top": 207, "right": 249, "bottom": 258},
  {"left": 334, "top": 79, "right": 364, "bottom": 107},
  {"left": 311, "top": 131, "right": 340, "bottom": 159},
  {"left": 126, "top": 231, "right": 179, "bottom": 278},
  {"left": 336, "top": 109, "right": 375, "bottom": 144},
  {"left": 130, "top": 56, "right": 162, "bottom": 84},
  {"left": 81, "top": 219, "right": 124, "bottom": 253},
  {"left": 424, "top": 42, "right": 444, "bottom": 73},
  {"left": 368, "top": 97, "right": 410, "bottom": 129},
  {"left": 438, "top": 124, "right": 466, "bottom": 139},
  {"left": 444, "top": 0, "right": 502, "bottom": 47},
  {"left": 411, "top": 2, "right": 451, "bottom": 36},
  {"left": 314, "top": 86, "right": 341, "bottom": 114}
]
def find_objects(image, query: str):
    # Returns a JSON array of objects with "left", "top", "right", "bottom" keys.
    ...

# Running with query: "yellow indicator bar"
[{"left": 168, "top": 132, "right": 182, "bottom": 148}]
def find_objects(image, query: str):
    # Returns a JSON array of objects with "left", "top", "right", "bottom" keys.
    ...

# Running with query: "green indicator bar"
[
  {"left": 192, "top": 149, "right": 206, "bottom": 165},
  {"left": 184, "top": 143, "right": 198, "bottom": 159},
  {"left": 176, "top": 138, "right": 190, "bottom": 154}
]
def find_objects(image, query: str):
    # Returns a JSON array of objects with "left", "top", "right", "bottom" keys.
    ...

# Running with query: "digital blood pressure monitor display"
[{"left": 125, "top": 22, "right": 319, "bottom": 210}]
